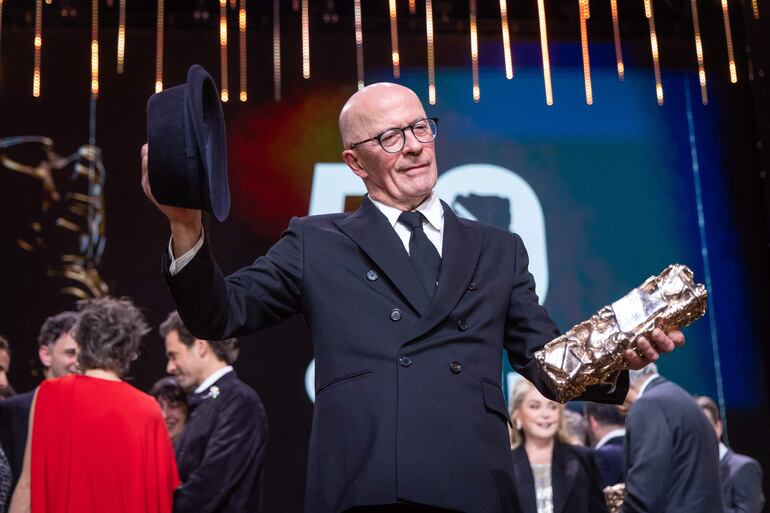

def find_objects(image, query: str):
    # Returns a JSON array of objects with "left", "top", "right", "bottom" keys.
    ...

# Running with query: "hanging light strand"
[
  {"left": 155, "top": 0, "right": 164, "bottom": 92},
  {"left": 690, "top": 0, "right": 708, "bottom": 105},
  {"left": 301, "top": 0, "right": 310, "bottom": 78},
  {"left": 644, "top": 0, "right": 663, "bottom": 105},
  {"left": 426, "top": 0, "right": 436, "bottom": 105},
  {"left": 239, "top": 0, "right": 246, "bottom": 101},
  {"left": 91, "top": 0, "right": 99, "bottom": 97},
  {"left": 0, "top": 0, "right": 4, "bottom": 76},
  {"left": 751, "top": 0, "right": 759, "bottom": 18},
  {"left": 470, "top": 0, "right": 479, "bottom": 102},
  {"left": 33, "top": 0, "right": 42, "bottom": 97},
  {"left": 219, "top": 0, "right": 228, "bottom": 101},
  {"left": 273, "top": 0, "right": 281, "bottom": 101},
  {"left": 409, "top": 0, "right": 417, "bottom": 15},
  {"left": 389, "top": 0, "right": 400, "bottom": 79},
  {"left": 610, "top": 0, "right": 624, "bottom": 80},
  {"left": 499, "top": 0, "right": 513, "bottom": 79},
  {"left": 117, "top": 0, "right": 126, "bottom": 73},
  {"left": 579, "top": 0, "right": 592, "bottom": 105},
  {"left": 354, "top": 0, "right": 364, "bottom": 90},
  {"left": 536, "top": 0, "right": 553, "bottom": 105},
  {"left": 720, "top": 0, "right": 737, "bottom": 83}
]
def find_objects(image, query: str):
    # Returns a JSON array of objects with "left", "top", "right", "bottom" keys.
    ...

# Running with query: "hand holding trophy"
[{"left": 535, "top": 264, "right": 708, "bottom": 403}]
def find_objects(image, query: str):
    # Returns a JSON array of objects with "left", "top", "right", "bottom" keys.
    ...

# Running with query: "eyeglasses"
[{"left": 349, "top": 117, "right": 438, "bottom": 154}]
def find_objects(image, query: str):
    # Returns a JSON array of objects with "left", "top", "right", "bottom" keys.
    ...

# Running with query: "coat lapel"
[
  {"left": 552, "top": 441, "right": 578, "bottom": 513},
  {"left": 512, "top": 446, "right": 537, "bottom": 513},
  {"left": 405, "top": 201, "right": 483, "bottom": 344},
  {"left": 334, "top": 196, "right": 432, "bottom": 316}
]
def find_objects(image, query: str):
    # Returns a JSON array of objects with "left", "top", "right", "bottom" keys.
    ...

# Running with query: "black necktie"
[{"left": 398, "top": 211, "right": 442, "bottom": 298}]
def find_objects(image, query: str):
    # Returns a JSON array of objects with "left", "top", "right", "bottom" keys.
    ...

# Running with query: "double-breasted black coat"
[{"left": 164, "top": 197, "right": 627, "bottom": 513}]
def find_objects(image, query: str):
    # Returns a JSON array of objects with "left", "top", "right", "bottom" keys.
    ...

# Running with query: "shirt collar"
[
  {"left": 194, "top": 365, "right": 234, "bottom": 394},
  {"left": 719, "top": 442, "right": 728, "bottom": 461},
  {"left": 595, "top": 428, "right": 626, "bottom": 449},
  {"left": 369, "top": 191, "right": 444, "bottom": 231},
  {"left": 637, "top": 373, "right": 660, "bottom": 399}
]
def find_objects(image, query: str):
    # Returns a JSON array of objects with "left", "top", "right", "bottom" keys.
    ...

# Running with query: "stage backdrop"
[
  {"left": 227, "top": 42, "right": 765, "bottom": 411},
  {"left": 1, "top": 25, "right": 768, "bottom": 510}
]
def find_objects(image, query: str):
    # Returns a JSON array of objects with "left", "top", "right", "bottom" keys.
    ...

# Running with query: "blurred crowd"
[
  {"left": 507, "top": 366, "right": 764, "bottom": 513},
  {"left": 0, "top": 297, "right": 764, "bottom": 513},
  {"left": 0, "top": 297, "right": 267, "bottom": 513}
]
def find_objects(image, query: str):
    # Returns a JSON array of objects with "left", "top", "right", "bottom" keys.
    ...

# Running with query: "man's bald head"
[
  {"left": 339, "top": 83, "right": 423, "bottom": 149},
  {"left": 339, "top": 82, "right": 437, "bottom": 211}
]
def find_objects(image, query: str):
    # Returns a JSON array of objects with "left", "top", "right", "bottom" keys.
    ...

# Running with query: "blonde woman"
[{"left": 509, "top": 378, "right": 607, "bottom": 513}]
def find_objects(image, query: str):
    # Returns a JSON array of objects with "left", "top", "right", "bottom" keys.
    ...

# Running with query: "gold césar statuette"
[
  {"left": 603, "top": 483, "right": 626, "bottom": 513},
  {"left": 534, "top": 264, "right": 708, "bottom": 403}
]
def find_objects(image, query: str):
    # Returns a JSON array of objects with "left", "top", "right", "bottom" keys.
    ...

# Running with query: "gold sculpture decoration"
[
  {"left": 535, "top": 264, "right": 708, "bottom": 403},
  {"left": 603, "top": 483, "right": 626, "bottom": 513},
  {"left": 0, "top": 136, "right": 109, "bottom": 299}
]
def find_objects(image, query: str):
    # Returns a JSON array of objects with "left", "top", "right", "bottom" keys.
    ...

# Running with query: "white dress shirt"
[
  {"left": 368, "top": 191, "right": 444, "bottom": 257},
  {"left": 168, "top": 228, "right": 205, "bottom": 275},
  {"left": 194, "top": 365, "right": 234, "bottom": 394},
  {"left": 169, "top": 192, "right": 445, "bottom": 275},
  {"left": 637, "top": 373, "right": 660, "bottom": 399}
]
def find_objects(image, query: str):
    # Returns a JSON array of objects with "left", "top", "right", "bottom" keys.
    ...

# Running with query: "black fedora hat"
[{"left": 147, "top": 64, "right": 230, "bottom": 222}]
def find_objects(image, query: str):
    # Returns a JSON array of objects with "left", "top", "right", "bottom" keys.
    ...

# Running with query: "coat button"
[
  {"left": 390, "top": 308, "right": 402, "bottom": 322},
  {"left": 467, "top": 281, "right": 478, "bottom": 291},
  {"left": 450, "top": 362, "right": 462, "bottom": 374},
  {"left": 399, "top": 356, "right": 412, "bottom": 367},
  {"left": 457, "top": 318, "right": 469, "bottom": 331},
  {"left": 366, "top": 270, "right": 379, "bottom": 281}
]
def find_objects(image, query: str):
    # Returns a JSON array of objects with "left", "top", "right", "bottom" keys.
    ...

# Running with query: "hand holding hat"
[
  {"left": 141, "top": 65, "right": 230, "bottom": 253},
  {"left": 141, "top": 143, "right": 202, "bottom": 255}
]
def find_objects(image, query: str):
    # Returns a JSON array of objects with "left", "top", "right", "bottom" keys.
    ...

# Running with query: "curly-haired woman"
[{"left": 10, "top": 297, "right": 179, "bottom": 513}]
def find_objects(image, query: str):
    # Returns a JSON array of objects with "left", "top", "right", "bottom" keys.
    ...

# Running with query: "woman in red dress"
[{"left": 9, "top": 297, "right": 180, "bottom": 513}]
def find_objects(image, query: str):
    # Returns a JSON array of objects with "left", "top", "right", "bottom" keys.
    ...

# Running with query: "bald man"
[{"left": 141, "top": 83, "right": 683, "bottom": 513}]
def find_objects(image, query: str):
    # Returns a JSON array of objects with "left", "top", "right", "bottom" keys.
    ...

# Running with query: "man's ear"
[
  {"left": 193, "top": 338, "right": 209, "bottom": 358},
  {"left": 715, "top": 419, "right": 724, "bottom": 440},
  {"left": 342, "top": 149, "right": 367, "bottom": 179},
  {"left": 39, "top": 345, "right": 52, "bottom": 369}
]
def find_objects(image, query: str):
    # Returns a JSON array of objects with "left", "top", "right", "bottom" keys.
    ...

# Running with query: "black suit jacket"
[
  {"left": 164, "top": 197, "right": 628, "bottom": 513},
  {"left": 721, "top": 448, "right": 764, "bottom": 513},
  {"left": 174, "top": 371, "right": 268, "bottom": 513},
  {"left": 622, "top": 377, "right": 724, "bottom": 513},
  {"left": 0, "top": 390, "right": 34, "bottom": 492},
  {"left": 511, "top": 441, "right": 608, "bottom": 513},
  {"left": 592, "top": 434, "right": 625, "bottom": 487}
]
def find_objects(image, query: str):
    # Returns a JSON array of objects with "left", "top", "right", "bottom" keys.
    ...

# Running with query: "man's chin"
[{"left": 176, "top": 377, "right": 195, "bottom": 392}]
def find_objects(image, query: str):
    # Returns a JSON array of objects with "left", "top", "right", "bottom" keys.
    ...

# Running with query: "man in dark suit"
[
  {"left": 160, "top": 311, "right": 268, "bottom": 513},
  {"left": 0, "top": 311, "right": 79, "bottom": 493},
  {"left": 141, "top": 83, "right": 684, "bottom": 513},
  {"left": 621, "top": 365, "right": 724, "bottom": 513},
  {"left": 696, "top": 395, "right": 764, "bottom": 513},
  {"left": 584, "top": 402, "right": 625, "bottom": 487}
]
